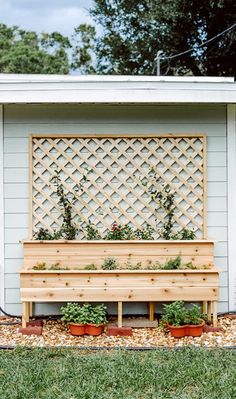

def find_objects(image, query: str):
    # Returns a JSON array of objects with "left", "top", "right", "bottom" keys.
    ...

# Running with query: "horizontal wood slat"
[
  {"left": 20, "top": 287, "right": 219, "bottom": 302},
  {"left": 21, "top": 240, "right": 214, "bottom": 269}
]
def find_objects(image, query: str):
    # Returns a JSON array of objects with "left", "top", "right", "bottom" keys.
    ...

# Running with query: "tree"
[
  {"left": 89, "top": 0, "right": 236, "bottom": 76},
  {"left": 0, "top": 23, "right": 71, "bottom": 74},
  {"left": 71, "top": 24, "right": 96, "bottom": 74}
]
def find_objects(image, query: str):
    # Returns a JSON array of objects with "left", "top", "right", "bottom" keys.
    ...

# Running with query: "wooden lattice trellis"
[{"left": 30, "top": 134, "right": 206, "bottom": 239}]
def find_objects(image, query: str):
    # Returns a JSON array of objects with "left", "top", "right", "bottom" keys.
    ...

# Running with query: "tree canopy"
[
  {"left": 0, "top": 23, "right": 71, "bottom": 74},
  {"left": 89, "top": 0, "right": 236, "bottom": 76},
  {"left": 1, "top": 1, "right": 235, "bottom": 76}
]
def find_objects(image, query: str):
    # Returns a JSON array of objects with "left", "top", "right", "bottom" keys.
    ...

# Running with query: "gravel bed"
[{"left": 0, "top": 317, "right": 235, "bottom": 348}]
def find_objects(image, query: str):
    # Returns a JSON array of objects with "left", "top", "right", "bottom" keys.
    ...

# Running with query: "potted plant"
[
  {"left": 85, "top": 303, "right": 107, "bottom": 336},
  {"left": 161, "top": 301, "right": 187, "bottom": 338},
  {"left": 61, "top": 303, "right": 88, "bottom": 336},
  {"left": 185, "top": 304, "right": 205, "bottom": 337},
  {"left": 162, "top": 301, "right": 206, "bottom": 338}
]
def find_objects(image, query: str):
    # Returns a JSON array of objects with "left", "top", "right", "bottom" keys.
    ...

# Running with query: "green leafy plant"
[
  {"left": 34, "top": 168, "right": 93, "bottom": 241},
  {"left": 49, "top": 263, "right": 69, "bottom": 270},
  {"left": 142, "top": 168, "right": 175, "bottom": 240},
  {"left": 185, "top": 305, "right": 203, "bottom": 325},
  {"left": 88, "top": 304, "right": 107, "bottom": 326},
  {"left": 33, "top": 228, "right": 62, "bottom": 241},
  {"left": 145, "top": 260, "right": 161, "bottom": 270},
  {"left": 161, "top": 301, "right": 187, "bottom": 326},
  {"left": 84, "top": 263, "right": 97, "bottom": 270},
  {"left": 135, "top": 224, "right": 154, "bottom": 240},
  {"left": 85, "top": 221, "right": 102, "bottom": 240},
  {"left": 162, "top": 256, "right": 181, "bottom": 270},
  {"left": 61, "top": 303, "right": 90, "bottom": 325},
  {"left": 101, "top": 257, "right": 119, "bottom": 270},
  {"left": 125, "top": 257, "right": 142, "bottom": 270},
  {"left": 104, "top": 223, "right": 135, "bottom": 240},
  {"left": 32, "top": 262, "right": 47, "bottom": 270}
]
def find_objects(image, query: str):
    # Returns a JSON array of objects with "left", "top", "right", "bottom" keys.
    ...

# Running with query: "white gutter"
[{"left": 0, "top": 105, "right": 4, "bottom": 313}]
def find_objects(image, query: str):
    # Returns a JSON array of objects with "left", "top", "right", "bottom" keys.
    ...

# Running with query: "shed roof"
[{"left": 0, "top": 74, "right": 235, "bottom": 104}]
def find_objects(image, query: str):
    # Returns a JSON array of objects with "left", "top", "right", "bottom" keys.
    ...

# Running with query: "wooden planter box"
[{"left": 20, "top": 240, "right": 219, "bottom": 328}]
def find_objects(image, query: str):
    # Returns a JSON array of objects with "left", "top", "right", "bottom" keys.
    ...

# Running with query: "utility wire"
[{"left": 163, "top": 21, "right": 236, "bottom": 61}]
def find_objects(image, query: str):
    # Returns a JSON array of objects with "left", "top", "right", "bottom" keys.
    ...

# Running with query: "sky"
[{"left": 0, "top": 0, "right": 94, "bottom": 37}]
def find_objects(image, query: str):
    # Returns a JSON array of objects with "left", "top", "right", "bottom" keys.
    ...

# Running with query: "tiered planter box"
[{"left": 20, "top": 240, "right": 219, "bottom": 328}]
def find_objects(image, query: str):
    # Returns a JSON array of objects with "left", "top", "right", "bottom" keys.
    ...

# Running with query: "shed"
[{"left": 0, "top": 74, "right": 236, "bottom": 317}]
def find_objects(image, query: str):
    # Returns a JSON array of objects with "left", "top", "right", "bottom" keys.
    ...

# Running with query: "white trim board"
[
  {"left": 227, "top": 104, "right": 236, "bottom": 311},
  {"left": 0, "top": 75, "right": 235, "bottom": 104},
  {"left": 0, "top": 105, "right": 4, "bottom": 312}
]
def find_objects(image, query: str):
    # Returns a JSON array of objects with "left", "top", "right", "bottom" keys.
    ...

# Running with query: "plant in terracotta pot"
[
  {"left": 185, "top": 304, "right": 205, "bottom": 337},
  {"left": 61, "top": 303, "right": 88, "bottom": 336},
  {"left": 161, "top": 301, "right": 187, "bottom": 338},
  {"left": 86, "top": 303, "right": 107, "bottom": 336}
]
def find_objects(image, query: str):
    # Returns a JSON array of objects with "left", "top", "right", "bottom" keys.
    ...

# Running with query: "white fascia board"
[
  {"left": 0, "top": 87, "right": 236, "bottom": 104},
  {"left": 0, "top": 77, "right": 235, "bottom": 104},
  {"left": 227, "top": 104, "right": 236, "bottom": 311},
  {"left": 0, "top": 105, "right": 4, "bottom": 313}
]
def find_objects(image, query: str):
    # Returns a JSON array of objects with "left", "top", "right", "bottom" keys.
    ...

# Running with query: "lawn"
[{"left": 0, "top": 348, "right": 235, "bottom": 399}]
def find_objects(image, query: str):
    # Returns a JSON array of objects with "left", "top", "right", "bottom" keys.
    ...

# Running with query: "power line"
[{"left": 164, "top": 21, "right": 236, "bottom": 61}]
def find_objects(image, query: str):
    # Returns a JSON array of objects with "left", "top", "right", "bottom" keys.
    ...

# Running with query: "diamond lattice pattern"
[{"left": 31, "top": 136, "right": 205, "bottom": 239}]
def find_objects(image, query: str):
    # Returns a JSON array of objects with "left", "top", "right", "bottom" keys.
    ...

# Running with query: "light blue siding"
[{"left": 3, "top": 104, "right": 228, "bottom": 314}]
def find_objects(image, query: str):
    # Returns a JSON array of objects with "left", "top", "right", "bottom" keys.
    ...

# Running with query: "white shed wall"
[{"left": 3, "top": 104, "right": 228, "bottom": 315}]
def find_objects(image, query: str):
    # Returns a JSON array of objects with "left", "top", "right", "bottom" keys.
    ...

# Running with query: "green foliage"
[
  {"left": 125, "top": 256, "right": 142, "bottom": 270},
  {"left": 162, "top": 301, "right": 205, "bottom": 326},
  {"left": 162, "top": 256, "right": 181, "bottom": 270},
  {"left": 61, "top": 303, "right": 90, "bottom": 325},
  {"left": 135, "top": 224, "right": 154, "bottom": 240},
  {"left": 145, "top": 260, "right": 161, "bottom": 270},
  {"left": 71, "top": 24, "right": 96, "bottom": 74},
  {"left": 84, "top": 263, "right": 97, "bottom": 270},
  {"left": 88, "top": 303, "right": 107, "bottom": 326},
  {"left": 89, "top": 0, "right": 236, "bottom": 77},
  {"left": 34, "top": 169, "right": 93, "bottom": 240},
  {"left": 162, "top": 301, "right": 187, "bottom": 326},
  {"left": 85, "top": 222, "right": 102, "bottom": 240},
  {"left": 61, "top": 303, "right": 107, "bottom": 326},
  {"left": 0, "top": 23, "right": 71, "bottom": 74},
  {"left": 101, "top": 257, "right": 119, "bottom": 270},
  {"left": 33, "top": 228, "right": 62, "bottom": 241},
  {"left": 48, "top": 264, "right": 69, "bottom": 271},
  {"left": 185, "top": 305, "right": 203, "bottom": 325},
  {"left": 32, "top": 262, "right": 46, "bottom": 270},
  {"left": 32, "top": 262, "right": 69, "bottom": 270},
  {"left": 104, "top": 223, "right": 135, "bottom": 240},
  {"left": 178, "top": 228, "right": 196, "bottom": 240},
  {"left": 52, "top": 170, "right": 79, "bottom": 240}
]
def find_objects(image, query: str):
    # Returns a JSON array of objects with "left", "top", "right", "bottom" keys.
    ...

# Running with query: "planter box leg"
[
  {"left": 207, "top": 301, "right": 211, "bottom": 322},
  {"left": 213, "top": 301, "right": 218, "bottom": 327},
  {"left": 29, "top": 302, "right": 33, "bottom": 318},
  {"left": 118, "top": 302, "right": 122, "bottom": 328},
  {"left": 22, "top": 302, "right": 30, "bottom": 328},
  {"left": 149, "top": 302, "right": 155, "bottom": 321},
  {"left": 202, "top": 301, "right": 207, "bottom": 314}
]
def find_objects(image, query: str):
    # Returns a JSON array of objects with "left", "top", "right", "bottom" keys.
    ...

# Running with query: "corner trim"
[
  {"left": 227, "top": 104, "right": 236, "bottom": 311},
  {"left": 0, "top": 105, "right": 4, "bottom": 312}
]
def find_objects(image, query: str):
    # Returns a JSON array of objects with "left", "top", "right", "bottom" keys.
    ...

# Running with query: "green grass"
[{"left": 0, "top": 348, "right": 235, "bottom": 398}]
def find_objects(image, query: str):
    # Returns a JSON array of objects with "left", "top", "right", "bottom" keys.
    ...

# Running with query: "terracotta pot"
[
  {"left": 186, "top": 320, "right": 205, "bottom": 337},
  {"left": 69, "top": 323, "right": 86, "bottom": 336},
  {"left": 85, "top": 324, "right": 104, "bottom": 336},
  {"left": 167, "top": 324, "right": 186, "bottom": 338}
]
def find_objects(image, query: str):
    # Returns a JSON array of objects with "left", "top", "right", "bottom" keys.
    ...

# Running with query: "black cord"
[{"left": 0, "top": 306, "right": 19, "bottom": 319}]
